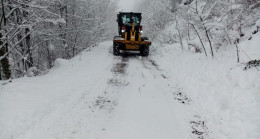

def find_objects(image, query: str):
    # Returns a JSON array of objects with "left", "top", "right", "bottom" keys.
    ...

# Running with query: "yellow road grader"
[{"left": 113, "top": 12, "right": 151, "bottom": 56}]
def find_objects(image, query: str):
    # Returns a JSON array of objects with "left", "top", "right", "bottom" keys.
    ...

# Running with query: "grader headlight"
[
  {"left": 139, "top": 26, "right": 143, "bottom": 33},
  {"left": 122, "top": 26, "right": 126, "bottom": 33}
]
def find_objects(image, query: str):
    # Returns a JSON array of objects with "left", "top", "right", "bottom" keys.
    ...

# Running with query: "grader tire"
[
  {"left": 113, "top": 43, "right": 120, "bottom": 56},
  {"left": 141, "top": 45, "right": 149, "bottom": 56}
]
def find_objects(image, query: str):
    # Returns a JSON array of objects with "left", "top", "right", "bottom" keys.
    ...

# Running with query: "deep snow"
[{"left": 0, "top": 35, "right": 259, "bottom": 139}]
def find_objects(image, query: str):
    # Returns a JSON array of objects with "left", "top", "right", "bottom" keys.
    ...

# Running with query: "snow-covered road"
[
  {"left": 99, "top": 55, "right": 189, "bottom": 139},
  {"left": 0, "top": 41, "right": 259, "bottom": 139},
  {"left": 0, "top": 42, "right": 190, "bottom": 139}
]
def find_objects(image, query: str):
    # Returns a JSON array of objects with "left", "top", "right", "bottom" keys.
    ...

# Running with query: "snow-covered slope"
[
  {"left": 0, "top": 37, "right": 259, "bottom": 139},
  {"left": 150, "top": 33, "right": 260, "bottom": 139}
]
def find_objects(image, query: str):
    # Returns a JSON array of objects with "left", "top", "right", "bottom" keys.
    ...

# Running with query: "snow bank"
[
  {"left": 150, "top": 34, "right": 260, "bottom": 139},
  {"left": 53, "top": 58, "right": 69, "bottom": 68},
  {"left": 239, "top": 33, "right": 260, "bottom": 61},
  {"left": 26, "top": 67, "right": 40, "bottom": 77},
  {"left": 0, "top": 42, "right": 114, "bottom": 139}
]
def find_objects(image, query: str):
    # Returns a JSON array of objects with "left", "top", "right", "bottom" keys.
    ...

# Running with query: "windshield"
[
  {"left": 122, "top": 14, "right": 131, "bottom": 24},
  {"left": 122, "top": 14, "right": 140, "bottom": 24},
  {"left": 132, "top": 16, "right": 140, "bottom": 24}
]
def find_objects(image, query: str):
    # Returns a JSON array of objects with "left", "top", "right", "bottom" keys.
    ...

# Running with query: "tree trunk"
[
  {"left": 23, "top": 3, "right": 33, "bottom": 69},
  {"left": 191, "top": 23, "right": 207, "bottom": 57},
  {"left": 59, "top": 4, "right": 68, "bottom": 58},
  {"left": 25, "top": 27, "right": 33, "bottom": 68},
  {"left": 0, "top": 0, "right": 11, "bottom": 80},
  {"left": 175, "top": 18, "right": 183, "bottom": 50},
  {"left": 0, "top": 31, "right": 11, "bottom": 80},
  {"left": 235, "top": 44, "right": 240, "bottom": 63},
  {"left": 16, "top": 8, "right": 26, "bottom": 72},
  {"left": 205, "top": 29, "right": 214, "bottom": 58}
]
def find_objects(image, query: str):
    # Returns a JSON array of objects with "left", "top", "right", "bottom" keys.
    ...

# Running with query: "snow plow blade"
[{"left": 113, "top": 37, "right": 151, "bottom": 56}]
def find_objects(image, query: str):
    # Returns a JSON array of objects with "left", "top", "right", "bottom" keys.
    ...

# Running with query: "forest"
[
  {"left": 0, "top": 0, "right": 118, "bottom": 80},
  {"left": 139, "top": 0, "right": 259, "bottom": 57},
  {"left": 0, "top": 0, "right": 260, "bottom": 79}
]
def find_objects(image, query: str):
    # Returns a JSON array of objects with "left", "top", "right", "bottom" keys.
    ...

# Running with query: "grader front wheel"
[
  {"left": 141, "top": 45, "right": 149, "bottom": 56},
  {"left": 113, "top": 43, "right": 120, "bottom": 56}
]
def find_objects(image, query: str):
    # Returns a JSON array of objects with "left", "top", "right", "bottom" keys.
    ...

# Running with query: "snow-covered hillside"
[{"left": 0, "top": 35, "right": 259, "bottom": 139}]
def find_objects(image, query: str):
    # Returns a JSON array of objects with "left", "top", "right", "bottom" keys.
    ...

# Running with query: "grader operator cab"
[{"left": 113, "top": 12, "right": 151, "bottom": 56}]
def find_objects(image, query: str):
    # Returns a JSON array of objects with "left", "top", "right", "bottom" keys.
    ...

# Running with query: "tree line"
[
  {"left": 138, "top": 0, "right": 260, "bottom": 60},
  {"left": 0, "top": 0, "right": 118, "bottom": 80}
]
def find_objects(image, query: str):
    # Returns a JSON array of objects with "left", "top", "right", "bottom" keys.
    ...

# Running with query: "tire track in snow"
[
  {"left": 108, "top": 56, "right": 129, "bottom": 86},
  {"left": 90, "top": 56, "right": 129, "bottom": 112},
  {"left": 88, "top": 55, "right": 130, "bottom": 135},
  {"left": 100, "top": 55, "right": 188, "bottom": 139},
  {"left": 143, "top": 57, "right": 210, "bottom": 139}
]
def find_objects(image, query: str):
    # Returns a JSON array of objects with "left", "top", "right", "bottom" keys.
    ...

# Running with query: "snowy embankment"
[
  {"left": 150, "top": 33, "right": 260, "bottom": 138},
  {"left": 0, "top": 43, "right": 116, "bottom": 139},
  {"left": 0, "top": 35, "right": 259, "bottom": 139}
]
